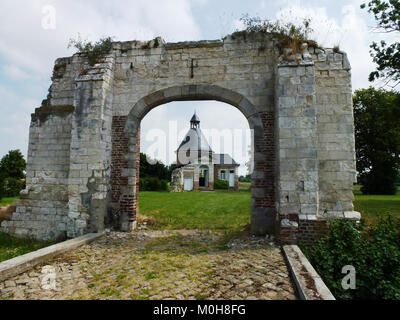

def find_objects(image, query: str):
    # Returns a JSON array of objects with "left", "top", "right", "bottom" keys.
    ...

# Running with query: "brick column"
[{"left": 249, "top": 111, "right": 276, "bottom": 235}]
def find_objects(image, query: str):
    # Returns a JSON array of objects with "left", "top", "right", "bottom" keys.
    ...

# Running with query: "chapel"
[{"left": 171, "top": 112, "right": 240, "bottom": 192}]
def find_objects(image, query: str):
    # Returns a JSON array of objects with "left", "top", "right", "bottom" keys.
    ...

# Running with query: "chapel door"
[{"left": 229, "top": 171, "right": 235, "bottom": 188}]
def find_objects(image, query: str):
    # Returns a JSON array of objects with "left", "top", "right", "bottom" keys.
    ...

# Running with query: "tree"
[
  {"left": 0, "top": 150, "right": 26, "bottom": 180},
  {"left": 0, "top": 172, "right": 5, "bottom": 201},
  {"left": 354, "top": 88, "right": 400, "bottom": 194},
  {"left": 0, "top": 150, "right": 26, "bottom": 199},
  {"left": 140, "top": 153, "right": 174, "bottom": 182},
  {"left": 361, "top": 0, "right": 400, "bottom": 87}
]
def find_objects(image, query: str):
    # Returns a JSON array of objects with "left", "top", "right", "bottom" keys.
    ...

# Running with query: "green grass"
[
  {"left": 0, "top": 197, "right": 18, "bottom": 207},
  {"left": 139, "top": 190, "right": 251, "bottom": 231},
  {"left": 139, "top": 185, "right": 400, "bottom": 230},
  {"left": 353, "top": 185, "right": 400, "bottom": 224},
  {"left": 0, "top": 232, "right": 53, "bottom": 263}
]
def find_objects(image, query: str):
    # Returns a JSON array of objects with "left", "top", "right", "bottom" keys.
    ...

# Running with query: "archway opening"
[
  {"left": 111, "top": 85, "right": 276, "bottom": 237},
  {"left": 136, "top": 100, "right": 253, "bottom": 232}
]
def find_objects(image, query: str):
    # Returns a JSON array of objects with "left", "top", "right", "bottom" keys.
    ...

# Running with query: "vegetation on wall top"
[
  {"left": 68, "top": 35, "right": 114, "bottom": 66},
  {"left": 231, "top": 14, "right": 320, "bottom": 55}
]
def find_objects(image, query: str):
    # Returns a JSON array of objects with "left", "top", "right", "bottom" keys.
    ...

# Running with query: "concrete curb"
[
  {"left": 282, "top": 245, "right": 335, "bottom": 300},
  {"left": 0, "top": 233, "right": 104, "bottom": 282}
]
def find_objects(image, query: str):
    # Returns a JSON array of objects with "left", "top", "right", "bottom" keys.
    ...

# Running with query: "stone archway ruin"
[
  {"left": 117, "top": 85, "right": 273, "bottom": 236},
  {"left": 1, "top": 33, "right": 360, "bottom": 245}
]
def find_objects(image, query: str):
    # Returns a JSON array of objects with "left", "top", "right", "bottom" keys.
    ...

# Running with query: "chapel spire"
[{"left": 190, "top": 111, "right": 200, "bottom": 129}]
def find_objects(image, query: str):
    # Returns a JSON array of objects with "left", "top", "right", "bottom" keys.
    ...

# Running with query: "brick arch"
[{"left": 112, "top": 84, "right": 276, "bottom": 235}]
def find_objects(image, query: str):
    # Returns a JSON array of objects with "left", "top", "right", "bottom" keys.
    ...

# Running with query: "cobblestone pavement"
[{"left": 0, "top": 227, "right": 297, "bottom": 300}]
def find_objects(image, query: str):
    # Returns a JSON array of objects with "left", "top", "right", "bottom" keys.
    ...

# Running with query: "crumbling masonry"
[{"left": 1, "top": 32, "right": 360, "bottom": 244}]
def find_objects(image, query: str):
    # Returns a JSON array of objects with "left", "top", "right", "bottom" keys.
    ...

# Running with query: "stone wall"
[
  {"left": 1, "top": 107, "right": 73, "bottom": 240},
  {"left": 314, "top": 49, "right": 356, "bottom": 215},
  {"left": 1, "top": 32, "right": 359, "bottom": 244}
]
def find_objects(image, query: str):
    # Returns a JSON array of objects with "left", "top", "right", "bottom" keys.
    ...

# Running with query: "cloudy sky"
[{"left": 0, "top": 0, "right": 395, "bottom": 175}]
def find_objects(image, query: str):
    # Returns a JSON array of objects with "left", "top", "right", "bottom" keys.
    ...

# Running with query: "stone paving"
[{"left": 0, "top": 226, "right": 297, "bottom": 300}]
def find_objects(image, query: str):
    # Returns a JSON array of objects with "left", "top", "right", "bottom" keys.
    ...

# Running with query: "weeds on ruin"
[
  {"left": 68, "top": 35, "right": 114, "bottom": 66},
  {"left": 153, "top": 37, "right": 160, "bottom": 48},
  {"left": 333, "top": 45, "right": 341, "bottom": 53},
  {"left": 232, "top": 14, "right": 320, "bottom": 56}
]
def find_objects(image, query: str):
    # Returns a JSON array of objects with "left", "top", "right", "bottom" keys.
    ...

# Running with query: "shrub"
[
  {"left": 214, "top": 180, "right": 229, "bottom": 190},
  {"left": 302, "top": 216, "right": 400, "bottom": 300},
  {"left": 159, "top": 179, "right": 169, "bottom": 191},
  {"left": 140, "top": 177, "right": 169, "bottom": 192}
]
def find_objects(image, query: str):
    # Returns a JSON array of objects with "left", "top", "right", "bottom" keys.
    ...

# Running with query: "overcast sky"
[{"left": 0, "top": 0, "right": 396, "bottom": 175}]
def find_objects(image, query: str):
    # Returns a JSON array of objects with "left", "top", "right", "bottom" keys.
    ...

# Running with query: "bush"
[
  {"left": 139, "top": 177, "right": 169, "bottom": 192},
  {"left": 3, "top": 178, "right": 24, "bottom": 197},
  {"left": 302, "top": 216, "right": 400, "bottom": 300},
  {"left": 214, "top": 180, "right": 229, "bottom": 190}
]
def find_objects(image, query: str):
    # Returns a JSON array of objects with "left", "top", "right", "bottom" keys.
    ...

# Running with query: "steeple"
[{"left": 190, "top": 111, "right": 200, "bottom": 129}]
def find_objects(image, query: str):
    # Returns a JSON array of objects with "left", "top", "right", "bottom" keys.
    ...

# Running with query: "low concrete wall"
[
  {"left": 283, "top": 245, "right": 335, "bottom": 300},
  {"left": 0, "top": 233, "right": 104, "bottom": 282}
]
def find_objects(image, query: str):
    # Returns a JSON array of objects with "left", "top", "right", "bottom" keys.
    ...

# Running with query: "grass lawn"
[
  {"left": 138, "top": 184, "right": 400, "bottom": 230},
  {"left": 0, "top": 197, "right": 18, "bottom": 207},
  {"left": 353, "top": 185, "right": 400, "bottom": 224},
  {"left": 138, "top": 190, "right": 251, "bottom": 232},
  {"left": 0, "top": 232, "right": 53, "bottom": 263}
]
